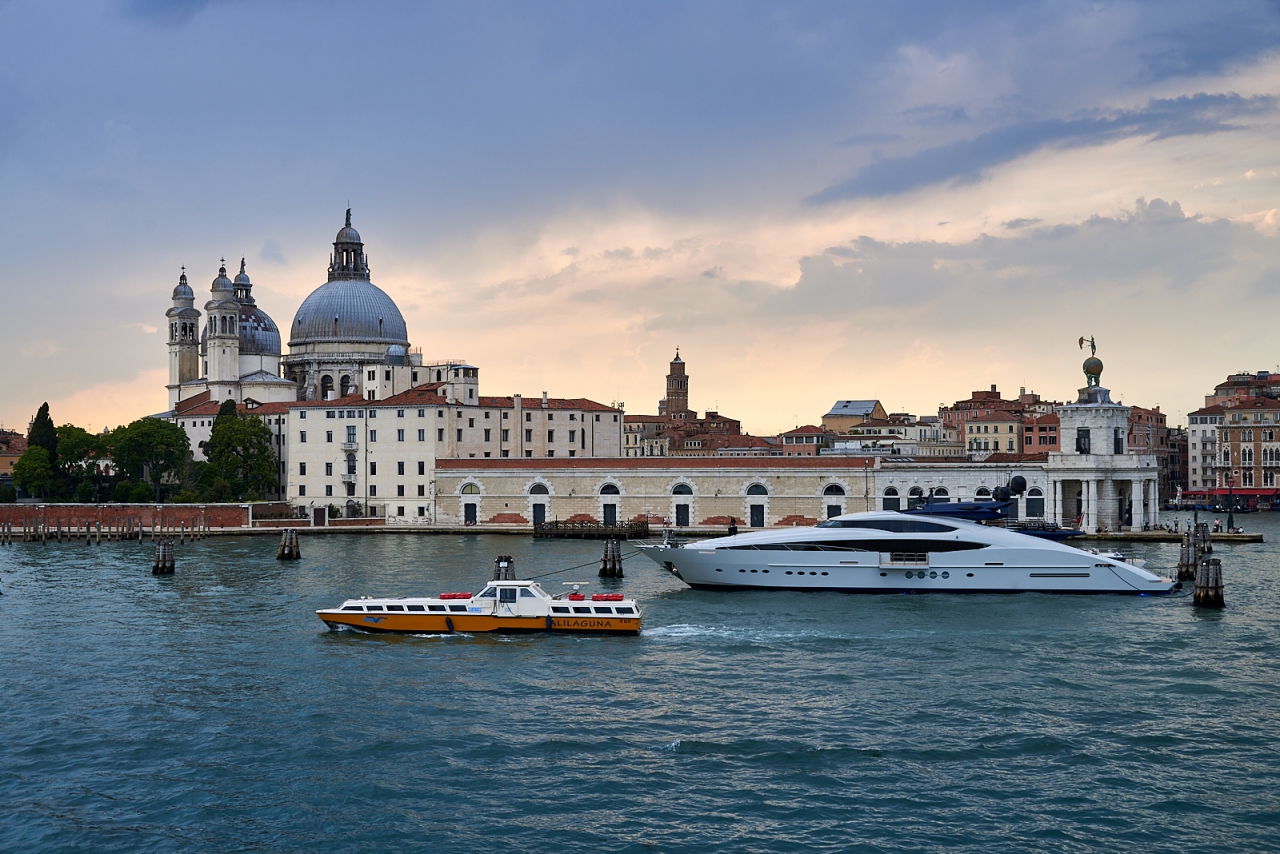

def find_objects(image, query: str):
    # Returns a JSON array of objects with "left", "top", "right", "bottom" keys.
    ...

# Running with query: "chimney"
[
  {"left": 542, "top": 391, "right": 548, "bottom": 408},
  {"left": 990, "top": 384, "right": 997, "bottom": 393}
]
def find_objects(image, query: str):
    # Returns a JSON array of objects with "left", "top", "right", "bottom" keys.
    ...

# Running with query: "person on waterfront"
[{"left": 728, "top": 517, "right": 738, "bottom": 536}]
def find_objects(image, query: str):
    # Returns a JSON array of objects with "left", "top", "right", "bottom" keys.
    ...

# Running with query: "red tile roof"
[{"left": 780, "top": 425, "right": 827, "bottom": 435}]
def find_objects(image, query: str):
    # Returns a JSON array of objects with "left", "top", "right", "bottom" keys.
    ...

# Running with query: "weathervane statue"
[{"left": 1079, "top": 335, "right": 1103, "bottom": 387}]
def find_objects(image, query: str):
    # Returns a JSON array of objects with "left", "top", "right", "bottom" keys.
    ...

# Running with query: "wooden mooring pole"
[
  {"left": 276, "top": 528, "right": 302, "bottom": 560},
  {"left": 1193, "top": 557, "right": 1224, "bottom": 608},
  {"left": 599, "top": 538, "right": 624, "bottom": 578},
  {"left": 152, "top": 540, "right": 175, "bottom": 575}
]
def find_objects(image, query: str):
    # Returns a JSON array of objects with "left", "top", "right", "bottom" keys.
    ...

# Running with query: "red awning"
[{"left": 1182, "top": 489, "right": 1280, "bottom": 497}]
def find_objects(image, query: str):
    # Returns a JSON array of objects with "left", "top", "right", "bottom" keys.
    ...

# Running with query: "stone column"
[
  {"left": 1130, "top": 478, "right": 1142, "bottom": 529},
  {"left": 1086, "top": 479, "right": 1098, "bottom": 533},
  {"left": 1054, "top": 480, "right": 1063, "bottom": 526},
  {"left": 1149, "top": 479, "right": 1159, "bottom": 527}
]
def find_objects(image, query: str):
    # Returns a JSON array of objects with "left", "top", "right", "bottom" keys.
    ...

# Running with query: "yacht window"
[
  {"left": 499, "top": 588, "right": 518, "bottom": 603},
  {"left": 427, "top": 604, "right": 446, "bottom": 612},
  {"left": 616, "top": 607, "right": 635, "bottom": 614},
  {"left": 552, "top": 606, "right": 571, "bottom": 614},
  {"left": 815, "top": 519, "right": 957, "bottom": 533},
  {"left": 341, "top": 606, "right": 363, "bottom": 611},
  {"left": 365, "top": 605, "right": 384, "bottom": 611},
  {"left": 573, "top": 606, "right": 591, "bottom": 614},
  {"left": 520, "top": 588, "right": 538, "bottom": 598},
  {"left": 477, "top": 587, "right": 497, "bottom": 598},
  {"left": 407, "top": 605, "right": 425, "bottom": 612},
  {"left": 386, "top": 605, "right": 405, "bottom": 611},
  {"left": 593, "top": 607, "right": 614, "bottom": 614},
  {"left": 448, "top": 604, "right": 468, "bottom": 612}
]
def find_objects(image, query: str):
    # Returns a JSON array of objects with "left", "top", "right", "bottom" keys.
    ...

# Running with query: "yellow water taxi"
[{"left": 316, "top": 580, "right": 641, "bottom": 635}]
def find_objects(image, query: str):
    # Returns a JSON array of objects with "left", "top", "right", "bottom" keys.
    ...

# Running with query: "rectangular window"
[
  {"left": 484, "top": 411, "right": 490, "bottom": 419},
  {"left": 370, "top": 462, "right": 377, "bottom": 475},
  {"left": 418, "top": 484, "right": 425, "bottom": 496},
  {"left": 484, "top": 428, "right": 491, "bottom": 441},
  {"left": 397, "top": 429, "right": 405, "bottom": 442},
  {"left": 468, "top": 418, "right": 475, "bottom": 428},
  {"left": 325, "top": 485, "right": 333, "bottom": 496},
  {"left": 299, "top": 411, "right": 307, "bottom": 420},
  {"left": 397, "top": 409, "right": 404, "bottom": 417},
  {"left": 502, "top": 429, "right": 509, "bottom": 442},
  {"left": 397, "top": 485, "right": 405, "bottom": 497},
  {"left": 397, "top": 461, "right": 405, "bottom": 475},
  {"left": 456, "top": 428, "right": 463, "bottom": 441},
  {"left": 595, "top": 415, "right": 600, "bottom": 422},
  {"left": 385, "top": 370, "right": 391, "bottom": 381},
  {"left": 548, "top": 430, "right": 555, "bottom": 442},
  {"left": 524, "top": 450, "right": 532, "bottom": 457},
  {"left": 503, "top": 411, "right": 509, "bottom": 419},
  {"left": 501, "top": 450, "right": 509, "bottom": 457},
  {"left": 325, "top": 462, "right": 333, "bottom": 476},
  {"left": 438, "top": 410, "right": 444, "bottom": 417},
  {"left": 418, "top": 506, "right": 425, "bottom": 517},
  {"left": 1076, "top": 427, "right": 1091, "bottom": 454},
  {"left": 418, "top": 409, "right": 425, "bottom": 417},
  {"left": 346, "top": 425, "right": 356, "bottom": 442},
  {"left": 369, "top": 430, "right": 377, "bottom": 442},
  {"left": 437, "top": 428, "right": 444, "bottom": 441},
  {"left": 1113, "top": 427, "right": 1123, "bottom": 455},
  {"left": 418, "top": 429, "right": 425, "bottom": 441},
  {"left": 369, "top": 409, "right": 376, "bottom": 418},
  {"left": 569, "top": 450, "right": 575, "bottom": 457},
  {"left": 367, "top": 370, "right": 375, "bottom": 381},
  {"left": 326, "top": 430, "right": 333, "bottom": 443},
  {"left": 300, "top": 431, "right": 307, "bottom": 443},
  {"left": 526, "top": 412, "right": 531, "bottom": 422},
  {"left": 326, "top": 410, "right": 335, "bottom": 419},
  {"left": 548, "top": 413, "right": 554, "bottom": 421},
  {"left": 525, "top": 429, "right": 532, "bottom": 442},
  {"left": 548, "top": 450, "right": 555, "bottom": 457},
  {"left": 299, "top": 485, "right": 306, "bottom": 496},
  {"left": 370, "top": 485, "right": 376, "bottom": 496},
  {"left": 299, "top": 462, "right": 307, "bottom": 475},
  {"left": 569, "top": 430, "right": 576, "bottom": 442}
]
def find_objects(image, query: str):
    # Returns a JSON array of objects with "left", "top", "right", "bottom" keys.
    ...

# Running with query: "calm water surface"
[{"left": 2, "top": 515, "right": 1279, "bottom": 852}]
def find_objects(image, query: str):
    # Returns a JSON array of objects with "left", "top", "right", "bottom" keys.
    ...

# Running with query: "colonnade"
[{"left": 1049, "top": 476, "right": 1158, "bottom": 532}]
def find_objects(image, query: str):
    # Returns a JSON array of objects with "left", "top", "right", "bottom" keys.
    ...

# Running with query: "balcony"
[
  {"left": 340, "top": 474, "right": 356, "bottom": 484},
  {"left": 340, "top": 442, "right": 358, "bottom": 451}
]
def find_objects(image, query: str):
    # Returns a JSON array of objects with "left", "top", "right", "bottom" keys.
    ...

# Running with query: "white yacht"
[{"left": 638, "top": 511, "right": 1176, "bottom": 594}]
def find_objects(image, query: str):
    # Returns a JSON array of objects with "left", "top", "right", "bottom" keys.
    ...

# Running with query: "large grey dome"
[
  {"left": 239, "top": 304, "right": 281, "bottom": 355},
  {"left": 288, "top": 279, "right": 409, "bottom": 346}
]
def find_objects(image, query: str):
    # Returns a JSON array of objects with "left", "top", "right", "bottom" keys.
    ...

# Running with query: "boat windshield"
[
  {"left": 476, "top": 587, "right": 497, "bottom": 598},
  {"left": 816, "top": 518, "right": 957, "bottom": 533}
]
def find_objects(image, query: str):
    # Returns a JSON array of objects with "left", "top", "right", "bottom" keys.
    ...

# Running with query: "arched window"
[
  {"left": 529, "top": 483, "right": 549, "bottom": 495},
  {"left": 882, "top": 487, "right": 900, "bottom": 512},
  {"left": 975, "top": 487, "right": 992, "bottom": 501},
  {"left": 930, "top": 487, "right": 950, "bottom": 503},
  {"left": 908, "top": 486, "right": 925, "bottom": 510},
  {"left": 436, "top": 370, "right": 443, "bottom": 382},
  {"left": 746, "top": 484, "right": 769, "bottom": 496},
  {"left": 599, "top": 484, "right": 620, "bottom": 495},
  {"left": 1026, "top": 487, "right": 1045, "bottom": 518},
  {"left": 823, "top": 484, "right": 846, "bottom": 496},
  {"left": 346, "top": 453, "right": 356, "bottom": 475},
  {"left": 340, "top": 375, "right": 352, "bottom": 398},
  {"left": 461, "top": 483, "right": 480, "bottom": 495},
  {"left": 672, "top": 483, "right": 693, "bottom": 495},
  {"left": 321, "top": 376, "right": 334, "bottom": 400}
]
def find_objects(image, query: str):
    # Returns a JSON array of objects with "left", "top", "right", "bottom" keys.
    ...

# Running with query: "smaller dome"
[
  {"left": 234, "top": 258, "right": 251, "bottom": 285},
  {"left": 172, "top": 271, "right": 193, "bottom": 301},
  {"left": 385, "top": 344, "right": 407, "bottom": 366},
  {"left": 336, "top": 224, "right": 362, "bottom": 244},
  {"left": 211, "top": 263, "right": 233, "bottom": 293}
]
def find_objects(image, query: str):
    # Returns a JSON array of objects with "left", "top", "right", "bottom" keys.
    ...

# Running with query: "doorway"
[
  {"left": 675, "top": 504, "right": 689, "bottom": 527},
  {"left": 464, "top": 503, "right": 477, "bottom": 525},
  {"left": 603, "top": 504, "right": 617, "bottom": 526},
  {"left": 532, "top": 504, "right": 546, "bottom": 526},
  {"left": 750, "top": 504, "right": 765, "bottom": 527}
]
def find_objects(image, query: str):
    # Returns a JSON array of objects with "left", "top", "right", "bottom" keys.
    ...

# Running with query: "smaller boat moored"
[{"left": 316, "top": 579, "right": 642, "bottom": 635}]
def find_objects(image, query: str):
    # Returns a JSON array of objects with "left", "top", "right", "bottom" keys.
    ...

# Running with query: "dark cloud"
[
  {"left": 1002, "top": 217, "right": 1043, "bottom": 229},
  {"left": 811, "top": 94, "right": 1277, "bottom": 203}
]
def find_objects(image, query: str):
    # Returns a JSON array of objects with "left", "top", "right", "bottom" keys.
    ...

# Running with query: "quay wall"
[{"left": 0, "top": 502, "right": 295, "bottom": 530}]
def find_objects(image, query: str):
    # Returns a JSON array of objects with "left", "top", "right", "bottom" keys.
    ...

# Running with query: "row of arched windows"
[
  {"left": 170, "top": 321, "right": 197, "bottom": 342},
  {"left": 496, "top": 481, "right": 850, "bottom": 498}
]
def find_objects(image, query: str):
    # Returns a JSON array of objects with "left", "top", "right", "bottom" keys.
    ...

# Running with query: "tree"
[
  {"left": 111, "top": 418, "right": 191, "bottom": 502},
  {"left": 204, "top": 411, "right": 276, "bottom": 499},
  {"left": 56, "top": 424, "right": 105, "bottom": 478},
  {"left": 28, "top": 402, "right": 58, "bottom": 471},
  {"left": 13, "top": 446, "right": 54, "bottom": 499}
]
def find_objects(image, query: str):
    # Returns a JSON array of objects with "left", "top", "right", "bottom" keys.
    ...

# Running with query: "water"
[{"left": 2, "top": 517, "right": 1279, "bottom": 852}]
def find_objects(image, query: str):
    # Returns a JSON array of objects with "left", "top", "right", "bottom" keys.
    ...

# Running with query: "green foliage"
[
  {"left": 327, "top": 504, "right": 342, "bottom": 520},
  {"left": 74, "top": 480, "right": 95, "bottom": 503},
  {"left": 111, "top": 418, "right": 191, "bottom": 502},
  {"left": 56, "top": 424, "right": 105, "bottom": 478},
  {"left": 28, "top": 402, "right": 58, "bottom": 470},
  {"left": 129, "top": 482, "right": 156, "bottom": 503},
  {"left": 203, "top": 412, "right": 276, "bottom": 500},
  {"left": 0, "top": 484, "right": 16, "bottom": 503},
  {"left": 205, "top": 478, "right": 233, "bottom": 503},
  {"left": 113, "top": 481, "right": 135, "bottom": 503},
  {"left": 170, "top": 489, "right": 202, "bottom": 504},
  {"left": 13, "top": 446, "right": 54, "bottom": 498}
]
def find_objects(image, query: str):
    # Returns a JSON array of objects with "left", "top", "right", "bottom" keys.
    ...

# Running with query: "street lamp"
[{"left": 1226, "top": 473, "right": 1235, "bottom": 532}]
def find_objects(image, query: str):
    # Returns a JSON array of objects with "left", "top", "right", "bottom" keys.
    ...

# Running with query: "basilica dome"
[{"left": 287, "top": 211, "right": 409, "bottom": 348}]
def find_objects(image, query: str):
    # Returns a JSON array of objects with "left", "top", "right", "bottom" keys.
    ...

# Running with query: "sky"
[{"left": 2, "top": 0, "right": 1279, "bottom": 435}]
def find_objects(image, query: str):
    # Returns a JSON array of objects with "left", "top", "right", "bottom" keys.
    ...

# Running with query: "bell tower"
[
  {"left": 204, "top": 261, "right": 241, "bottom": 399},
  {"left": 660, "top": 349, "right": 691, "bottom": 420},
  {"left": 166, "top": 268, "right": 202, "bottom": 408}
]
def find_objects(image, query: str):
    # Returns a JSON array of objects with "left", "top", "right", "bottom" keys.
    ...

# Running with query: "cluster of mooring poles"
[
  {"left": 493, "top": 555, "right": 515, "bottom": 580},
  {"left": 152, "top": 540, "right": 176, "bottom": 575},
  {"left": 599, "top": 538, "right": 624, "bottom": 578},
  {"left": 277, "top": 528, "right": 302, "bottom": 560},
  {"left": 1176, "top": 521, "right": 1223, "bottom": 608}
]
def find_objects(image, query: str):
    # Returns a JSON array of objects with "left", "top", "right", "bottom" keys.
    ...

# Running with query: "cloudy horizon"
[{"left": 3, "top": 1, "right": 1279, "bottom": 434}]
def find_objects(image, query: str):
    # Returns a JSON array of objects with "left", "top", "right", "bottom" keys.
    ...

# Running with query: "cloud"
[
  {"left": 1002, "top": 217, "right": 1043, "bottom": 229},
  {"left": 835, "top": 132, "right": 905, "bottom": 147},
  {"left": 259, "top": 239, "right": 287, "bottom": 264},
  {"left": 810, "top": 93, "right": 1278, "bottom": 203}
]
